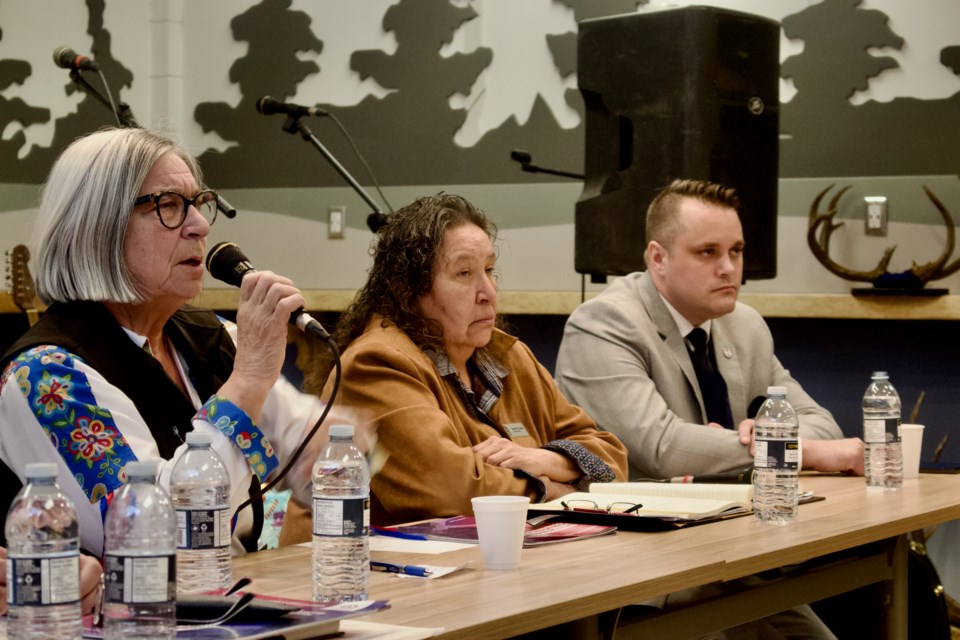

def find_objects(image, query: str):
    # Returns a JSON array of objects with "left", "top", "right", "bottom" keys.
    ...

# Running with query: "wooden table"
[{"left": 233, "top": 474, "right": 960, "bottom": 639}]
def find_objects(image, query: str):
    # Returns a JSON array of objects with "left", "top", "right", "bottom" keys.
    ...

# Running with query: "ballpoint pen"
[{"left": 370, "top": 561, "right": 433, "bottom": 577}]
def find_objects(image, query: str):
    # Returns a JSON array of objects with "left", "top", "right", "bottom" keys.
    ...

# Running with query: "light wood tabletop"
[{"left": 233, "top": 474, "right": 960, "bottom": 639}]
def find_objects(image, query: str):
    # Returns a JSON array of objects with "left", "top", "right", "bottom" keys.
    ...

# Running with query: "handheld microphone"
[
  {"left": 255, "top": 95, "right": 328, "bottom": 118},
  {"left": 53, "top": 46, "right": 99, "bottom": 71},
  {"left": 205, "top": 241, "right": 330, "bottom": 341}
]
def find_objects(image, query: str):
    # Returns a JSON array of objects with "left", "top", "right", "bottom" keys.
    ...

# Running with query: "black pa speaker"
[{"left": 575, "top": 6, "right": 780, "bottom": 281}]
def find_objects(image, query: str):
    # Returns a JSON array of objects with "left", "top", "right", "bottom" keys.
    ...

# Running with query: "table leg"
[{"left": 884, "top": 534, "right": 909, "bottom": 639}]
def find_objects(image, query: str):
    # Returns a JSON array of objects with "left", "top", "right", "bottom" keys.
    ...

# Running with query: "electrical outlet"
[
  {"left": 328, "top": 206, "right": 345, "bottom": 239},
  {"left": 864, "top": 196, "right": 887, "bottom": 237}
]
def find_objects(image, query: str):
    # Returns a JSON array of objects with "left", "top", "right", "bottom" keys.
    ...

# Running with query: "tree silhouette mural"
[
  {"left": 194, "top": 0, "right": 325, "bottom": 187},
  {"left": 4, "top": 0, "right": 959, "bottom": 190},
  {"left": 339, "top": 0, "right": 492, "bottom": 183},
  {"left": 943, "top": 46, "right": 960, "bottom": 75},
  {"left": 0, "top": 0, "right": 131, "bottom": 182},
  {"left": 0, "top": 26, "right": 51, "bottom": 165},
  {"left": 196, "top": 0, "right": 495, "bottom": 189},
  {"left": 193, "top": 0, "right": 635, "bottom": 190},
  {"left": 780, "top": 0, "right": 960, "bottom": 177},
  {"left": 782, "top": 0, "right": 903, "bottom": 110}
]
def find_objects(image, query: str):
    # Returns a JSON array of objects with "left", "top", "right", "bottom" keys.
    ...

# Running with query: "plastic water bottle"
[
  {"left": 4, "top": 463, "right": 82, "bottom": 640},
  {"left": 169, "top": 431, "right": 232, "bottom": 594},
  {"left": 753, "top": 386, "right": 801, "bottom": 525},
  {"left": 312, "top": 424, "right": 369, "bottom": 602},
  {"left": 102, "top": 460, "right": 177, "bottom": 639},
  {"left": 862, "top": 371, "right": 902, "bottom": 491}
]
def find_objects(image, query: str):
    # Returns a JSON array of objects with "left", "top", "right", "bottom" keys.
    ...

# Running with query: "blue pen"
[
  {"left": 371, "top": 526, "right": 429, "bottom": 541},
  {"left": 370, "top": 561, "right": 432, "bottom": 577}
]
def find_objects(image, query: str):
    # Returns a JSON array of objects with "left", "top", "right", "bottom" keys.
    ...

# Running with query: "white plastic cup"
[
  {"left": 901, "top": 423, "right": 925, "bottom": 479},
  {"left": 471, "top": 496, "right": 530, "bottom": 570}
]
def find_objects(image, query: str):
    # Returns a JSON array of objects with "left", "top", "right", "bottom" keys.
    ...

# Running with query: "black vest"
[{"left": 0, "top": 301, "right": 262, "bottom": 550}]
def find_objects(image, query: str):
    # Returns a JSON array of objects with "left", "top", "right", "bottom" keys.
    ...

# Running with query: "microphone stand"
[
  {"left": 509, "top": 148, "right": 590, "bottom": 298},
  {"left": 68, "top": 69, "right": 139, "bottom": 128},
  {"left": 510, "top": 149, "right": 584, "bottom": 180},
  {"left": 62, "top": 68, "right": 237, "bottom": 219},
  {"left": 281, "top": 115, "right": 388, "bottom": 232}
]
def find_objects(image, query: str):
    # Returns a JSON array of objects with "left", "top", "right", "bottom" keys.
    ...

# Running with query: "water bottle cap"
[
  {"left": 185, "top": 430, "right": 213, "bottom": 446},
  {"left": 329, "top": 424, "right": 355, "bottom": 438},
  {"left": 871, "top": 371, "right": 889, "bottom": 380},
  {"left": 24, "top": 462, "right": 58, "bottom": 479},
  {"left": 766, "top": 386, "right": 787, "bottom": 397},
  {"left": 125, "top": 460, "right": 159, "bottom": 479}
]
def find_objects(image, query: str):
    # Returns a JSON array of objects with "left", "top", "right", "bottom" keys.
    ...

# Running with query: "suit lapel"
[{"left": 637, "top": 274, "right": 704, "bottom": 411}]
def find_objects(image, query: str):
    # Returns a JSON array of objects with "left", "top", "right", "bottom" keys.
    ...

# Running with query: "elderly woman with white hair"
[{"left": 0, "top": 127, "right": 331, "bottom": 558}]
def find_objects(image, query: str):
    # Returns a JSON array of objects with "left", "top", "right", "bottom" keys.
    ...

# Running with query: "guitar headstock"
[{"left": 5, "top": 244, "right": 40, "bottom": 324}]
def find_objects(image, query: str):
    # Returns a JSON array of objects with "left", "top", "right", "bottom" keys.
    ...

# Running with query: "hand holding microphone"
[
  {"left": 206, "top": 241, "right": 330, "bottom": 341},
  {"left": 204, "top": 243, "right": 350, "bottom": 514},
  {"left": 204, "top": 242, "right": 329, "bottom": 421}
]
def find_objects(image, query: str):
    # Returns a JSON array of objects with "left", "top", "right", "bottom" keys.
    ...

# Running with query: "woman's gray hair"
[{"left": 32, "top": 127, "right": 202, "bottom": 304}]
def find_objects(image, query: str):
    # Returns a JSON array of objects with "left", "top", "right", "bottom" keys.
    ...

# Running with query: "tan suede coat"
[{"left": 327, "top": 317, "right": 628, "bottom": 526}]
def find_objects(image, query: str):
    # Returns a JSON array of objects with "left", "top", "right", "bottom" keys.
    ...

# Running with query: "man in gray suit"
[{"left": 556, "top": 179, "right": 863, "bottom": 481}]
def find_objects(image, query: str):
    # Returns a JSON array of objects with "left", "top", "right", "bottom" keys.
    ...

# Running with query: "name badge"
[{"left": 504, "top": 423, "right": 530, "bottom": 438}]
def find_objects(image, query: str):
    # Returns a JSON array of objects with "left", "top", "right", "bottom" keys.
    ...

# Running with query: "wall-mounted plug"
[
  {"left": 864, "top": 196, "right": 887, "bottom": 237},
  {"left": 328, "top": 206, "right": 346, "bottom": 239}
]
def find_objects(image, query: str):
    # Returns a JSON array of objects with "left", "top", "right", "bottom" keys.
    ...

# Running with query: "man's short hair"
[
  {"left": 645, "top": 179, "right": 741, "bottom": 250},
  {"left": 32, "top": 128, "right": 202, "bottom": 304}
]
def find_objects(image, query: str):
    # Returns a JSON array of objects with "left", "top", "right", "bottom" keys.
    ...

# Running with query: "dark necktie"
[{"left": 687, "top": 328, "right": 733, "bottom": 429}]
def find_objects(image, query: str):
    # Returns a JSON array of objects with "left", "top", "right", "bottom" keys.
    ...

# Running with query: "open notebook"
[
  {"left": 530, "top": 482, "right": 821, "bottom": 531},
  {"left": 531, "top": 482, "right": 754, "bottom": 521}
]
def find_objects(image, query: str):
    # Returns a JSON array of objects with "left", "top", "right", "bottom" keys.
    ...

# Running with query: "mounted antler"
[
  {"left": 911, "top": 186, "right": 960, "bottom": 282},
  {"left": 807, "top": 185, "right": 895, "bottom": 283},
  {"left": 807, "top": 185, "right": 960, "bottom": 288}
]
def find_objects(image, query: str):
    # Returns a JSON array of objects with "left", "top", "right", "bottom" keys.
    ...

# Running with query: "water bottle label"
[
  {"left": 6, "top": 553, "right": 80, "bottom": 606},
  {"left": 177, "top": 508, "right": 231, "bottom": 549},
  {"left": 312, "top": 497, "right": 370, "bottom": 537},
  {"left": 864, "top": 417, "right": 900, "bottom": 444},
  {"left": 754, "top": 439, "right": 800, "bottom": 470},
  {"left": 104, "top": 554, "right": 176, "bottom": 604}
]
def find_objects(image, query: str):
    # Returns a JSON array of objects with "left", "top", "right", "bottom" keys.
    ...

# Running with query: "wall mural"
[
  {"left": 0, "top": 0, "right": 135, "bottom": 183},
  {"left": 779, "top": 0, "right": 960, "bottom": 177},
  {"left": 0, "top": 27, "right": 49, "bottom": 167},
  {"left": 1, "top": 0, "right": 959, "bottom": 191}
]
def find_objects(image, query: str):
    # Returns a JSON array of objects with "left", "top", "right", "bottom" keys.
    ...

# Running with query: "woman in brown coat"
[{"left": 317, "top": 194, "right": 627, "bottom": 526}]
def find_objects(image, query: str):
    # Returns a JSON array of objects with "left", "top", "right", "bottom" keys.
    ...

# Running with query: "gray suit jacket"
[{"left": 555, "top": 272, "right": 842, "bottom": 480}]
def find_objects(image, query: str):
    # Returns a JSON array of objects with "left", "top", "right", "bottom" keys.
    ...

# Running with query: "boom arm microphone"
[
  {"left": 53, "top": 46, "right": 100, "bottom": 71},
  {"left": 205, "top": 241, "right": 330, "bottom": 340},
  {"left": 255, "top": 96, "right": 328, "bottom": 118}
]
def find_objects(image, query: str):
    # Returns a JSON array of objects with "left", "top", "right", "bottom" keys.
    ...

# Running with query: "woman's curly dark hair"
[{"left": 309, "top": 193, "right": 498, "bottom": 388}]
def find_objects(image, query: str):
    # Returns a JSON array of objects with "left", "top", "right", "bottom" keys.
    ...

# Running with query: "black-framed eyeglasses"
[
  {"left": 133, "top": 189, "right": 219, "bottom": 229},
  {"left": 560, "top": 499, "right": 644, "bottom": 515}
]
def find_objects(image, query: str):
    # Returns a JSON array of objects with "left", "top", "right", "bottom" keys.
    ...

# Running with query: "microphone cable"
[
  {"left": 98, "top": 70, "right": 122, "bottom": 128},
  {"left": 323, "top": 110, "right": 395, "bottom": 216},
  {"left": 232, "top": 337, "right": 343, "bottom": 517}
]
